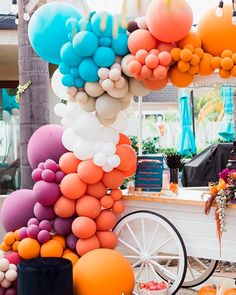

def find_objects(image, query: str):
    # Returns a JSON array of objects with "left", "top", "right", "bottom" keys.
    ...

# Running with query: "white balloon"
[
  {"left": 94, "top": 141, "right": 105, "bottom": 153},
  {"left": 112, "top": 112, "right": 129, "bottom": 132},
  {"left": 61, "top": 117, "right": 72, "bottom": 128},
  {"left": 51, "top": 69, "right": 69, "bottom": 100},
  {"left": 93, "top": 153, "right": 107, "bottom": 166},
  {"left": 102, "top": 143, "right": 116, "bottom": 157},
  {"left": 0, "top": 271, "right": 4, "bottom": 283},
  {"left": 54, "top": 103, "right": 66, "bottom": 117},
  {"left": 8, "top": 264, "right": 17, "bottom": 271},
  {"left": 96, "top": 113, "right": 117, "bottom": 126},
  {"left": 0, "top": 252, "right": 4, "bottom": 259},
  {"left": 99, "top": 127, "right": 119, "bottom": 145},
  {"left": 102, "top": 163, "right": 113, "bottom": 173},
  {"left": 121, "top": 54, "right": 135, "bottom": 77},
  {"left": 73, "top": 138, "right": 94, "bottom": 160},
  {"left": 62, "top": 128, "right": 79, "bottom": 151},
  {"left": 2, "top": 110, "right": 11, "bottom": 122},
  {"left": 107, "top": 155, "right": 121, "bottom": 168}
]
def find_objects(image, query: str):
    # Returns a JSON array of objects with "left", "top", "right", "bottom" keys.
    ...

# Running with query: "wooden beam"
[{"left": 0, "top": 81, "right": 18, "bottom": 88}]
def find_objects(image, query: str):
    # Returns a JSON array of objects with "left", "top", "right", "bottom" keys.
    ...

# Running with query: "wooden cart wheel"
[{"left": 113, "top": 210, "right": 187, "bottom": 295}]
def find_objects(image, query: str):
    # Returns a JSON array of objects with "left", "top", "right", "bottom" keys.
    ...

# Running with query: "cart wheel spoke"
[
  {"left": 126, "top": 222, "right": 143, "bottom": 252},
  {"left": 148, "top": 263, "right": 160, "bottom": 281},
  {"left": 136, "top": 263, "right": 144, "bottom": 281},
  {"left": 192, "top": 257, "right": 208, "bottom": 270},
  {"left": 147, "top": 223, "right": 160, "bottom": 252},
  {"left": 118, "top": 237, "right": 141, "bottom": 255},
  {"left": 150, "top": 259, "right": 177, "bottom": 280},
  {"left": 187, "top": 259, "right": 196, "bottom": 280},
  {"left": 132, "top": 259, "right": 142, "bottom": 268},
  {"left": 141, "top": 218, "right": 146, "bottom": 251},
  {"left": 150, "top": 237, "right": 173, "bottom": 256},
  {"left": 152, "top": 255, "right": 180, "bottom": 260},
  {"left": 125, "top": 255, "right": 140, "bottom": 259}
]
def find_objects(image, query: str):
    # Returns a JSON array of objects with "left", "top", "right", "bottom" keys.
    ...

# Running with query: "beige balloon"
[
  {"left": 120, "top": 91, "right": 134, "bottom": 103},
  {"left": 96, "top": 113, "right": 117, "bottom": 126},
  {"left": 121, "top": 99, "right": 132, "bottom": 110},
  {"left": 95, "top": 94, "right": 120, "bottom": 119},
  {"left": 79, "top": 96, "right": 96, "bottom": 112},
  {"left": 121, "top": 54, "right": 135, "bottom": 77},
  {"left": 108, "top": 79, "right": 129, "bottom": 99},
  {"left": 129, "top": 78, "right": 151, "bottom": 96},
  {"left": 84, "top": 82, "right": 105, "bottom": 97}
]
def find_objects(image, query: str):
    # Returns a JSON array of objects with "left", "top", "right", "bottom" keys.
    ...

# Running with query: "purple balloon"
[
  {"left": 41, "top": 169, "right": 55, "bottom": 182},
  {"left": 66, "top": 233, "right": 77, "bottom": 250},
  {"left": 53, "top": 217, "right": 73, "bottom": 236},
  {"left": 27, "top": 224, "right": 40, "bottom": 239},
  {"left": 34, "top": 203, "right": 55, "bottom": 221},
  {"left": 38, "top": 162, "right": 45, "bottom": 169},
  {"left": 27, "top": 125, "right": 67, "bottom": 169},
  {"left": 33, "top": 181, "right": 60, "bottom": 206},
  {"left": 0, "top": 189, "right": 36, "bottom": 232},
  {"left": 19, "top": 227, "right": 28, "bottom": 239},
  {"left": 44, "top": 159, "right": 59, "bottom": 172},
  {"left": 37, "top": 230, "right": 51, "bottom": 244},
  {"left": 39, "top": 220, "right": 52, "bottom": 231},
  {"left": 32, "top": 168, "right": 43, "bottom": 182},
  {"left": 0, "top": 287, "right": 6, "bottom": 295},
  {"left": 54, "top": 171, "right": 65, "bottom": 184},
  {"left": 27, "top": 218, "right": 39, "bottom": 226},
  {"left": 5, "top": 288, "right": 17, "bottom": 295}
]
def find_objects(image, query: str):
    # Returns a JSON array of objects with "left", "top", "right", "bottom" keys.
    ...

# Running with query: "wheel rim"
[{"left": 113, "top": 211, "right": 187, "bottom": 295}]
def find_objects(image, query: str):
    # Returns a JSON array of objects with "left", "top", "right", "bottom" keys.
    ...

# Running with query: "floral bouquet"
[{"left": 205, "top": 168, "right": 236, "bottom": 251}]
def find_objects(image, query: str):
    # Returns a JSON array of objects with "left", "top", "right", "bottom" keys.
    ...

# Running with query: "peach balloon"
[
  {"left": 169, "top": 66, "right": 194, "bottom": 88},
  {"left": 122, "top": 165, "right": 137, "bottom": 177},
  {"left": 153, "top": 65, "right": 168, "bottom": 79},
  {"left": 96, "top": 210, "right": 117, "bottom": 231},
  {"left": 63, "top": 252, "right": 79, "bottom": 267},
  {"left": 54, "top": 196, "right": 76, "bottom": 218},
  {"left": 146, "top": 0, "right": 193, "bottom": 42},
  {"left": 102, "top": 169, "right": 125, "bottom": 189},
  {"left": 210, "top": 57, "right": 222, "bottom": 69},
  {"left": 110, "top": 189, "right": 123, "bottom": 201},
  {"left": 219, "top": 69, "right": 231, "bottom": 79},
  {"left": 127, "top": 60, "right": 142, "bottom": 75},
  {"left": 76, "top": 235, "right": 100, "bottom": 256},
  {"left": 87, "top": 181, "right": 107, "bottom": 199},
  {"left": 150, "top": 49, "right": 160, "bottom": 56},
  {"left": 40, "top": 240, "right": 63, "bottom": 258},
  {"left": 157, "top": 42, "right": 176, "bottom": 53},
  {"left": 222, "top": 49, "right": 233, "bottom": 58},
  {"left": 116, "top": 144, "right": 137, "bottom": 172},
  {"left": 51, "top": 235, "right": 66, "bottom": 250},
  {"left": 158, "top": 51, "right": 172, "bottom": 66},
  {"left": 96, "top": 231, "right": 118, "bottom": 249},
  {"left": 177, "top": 31, "right": 202, "bottom": 49},
  {"left": 128, "top": 29, "right": 158, "bottom": 55},
  {"left": 101, "top": 195, "right": 114, "bottom": 209},
  {"left": 140, "top": 65, "right": 152, "bottom": 79},
  {"left": 60, "top": 173, "right": 87, "bottom": 200},
  {"left": 118, "top": 133, "right": 132, "bottom": 146},
  {"left": 198, "top": 4, "right": 236, "bottom": 56},
  {"left": 112, "top": 200, "right": 125, "bottom": 214},
  {"left": 221, "top": 57, "right": 233, "bottom": 70},
  {"left": 143, "top": 75, "right": 169, "bottom": 90},
  {"left": 72, "top": 217, "right": 97, "bottom": 239},
  {"left": 198, "top": 53, "right": 214, "bottom": 76},
  {"left": 18, "top": 238, "right": 40, "bottom": 259},
  {"left": 76, "top": 195, "right": 101, "bottom": 219},
  {"left": 77, "top": 160, "right": 104, "bottom": 184},
  {"left": 145, "top": 54, "right": 159, "bottom": 69},
  {"left": 59, "top": 152, "right": 81, "bottom": 174},
  {"left": 136, "top": 49, "right": 149, "bottom": 64}
]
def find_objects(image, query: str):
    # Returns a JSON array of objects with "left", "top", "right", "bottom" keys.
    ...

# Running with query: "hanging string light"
[
  {"left": 215, "top": 0, "right": 224, "bottom": 17},
  {"left": 232, "top": 0, "right": 236, "bottom": 25}
]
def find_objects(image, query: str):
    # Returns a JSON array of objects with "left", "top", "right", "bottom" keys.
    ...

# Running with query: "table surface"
[{"left": 123, "top": 188, "right": 236, "bottom": 209}]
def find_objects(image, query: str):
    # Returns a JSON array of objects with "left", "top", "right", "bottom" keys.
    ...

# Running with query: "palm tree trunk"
[{"left": 18, "top": 0, "right": 50, "bottom": 189}]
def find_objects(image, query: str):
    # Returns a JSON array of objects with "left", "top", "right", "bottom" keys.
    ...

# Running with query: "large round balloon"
[
  {"left": 28, "top": 2, "right": 82, "bottom": 64},
  {"left": 27, "top": 125, "right": 67, "bottom": 169},
  {"left": 198, "top": 4, "right": 236, "bottom": 56},
  {"left": 146, "top": 0, "right": 193, "bottom": 42},
  {"left": 0, "top": 190, "right": 36, "bottom": 231},
  {"left": 73, "top": 249, "right": 135, "bottom": 295},
  {"left": 91, "top": 12, "right": 113, "bottom": 37}
]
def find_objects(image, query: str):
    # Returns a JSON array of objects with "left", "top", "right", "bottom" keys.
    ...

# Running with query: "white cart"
[{"left": 113, "top": 189, "right": 236, "bottom": 294}]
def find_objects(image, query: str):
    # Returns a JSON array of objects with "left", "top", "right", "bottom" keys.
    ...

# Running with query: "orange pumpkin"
[
  {"left": 224, "top": 288, "right": 236, "bottom": 295},
  {"left": 198, "top": 285, "right": 217, "bottom": 295}
]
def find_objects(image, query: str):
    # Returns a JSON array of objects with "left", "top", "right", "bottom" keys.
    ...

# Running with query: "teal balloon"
[
  {"left": 73, "top": 31, "right": 98, "bottom": 57},
  {"left": 113, "top": 14, "right": 127, "bottom": 34},
  {"left": 59, "top": 63, "right": 70, "bottom": 74},
  {"left": 68, "top": 33, "right": 73, "bottom": 42},
  {"left": 79, "top": 58, "right": 99, "bottom": 82},
  {"left": 60, "top": 42, "right": 82, "bottom": 67},
  {"left": 2, "top": 89, "right": 19, "bottom": 113},
  {"left": 78, "top": 19, "right": 92, "bottom": 31},
  {"left": 66, "top": 18, "right": 80, "bottom": 33},
  {"left": 91, "top": 12, "right": 113, "bottom": 37},
  {"left": 70, "top": 67, "right": 80, "bottom": 78},
  {"left": 99, "top": 37, "right": 112, "bottom": 47},
  {"left": 62, "top": 74, "right": 74, "bottom": 87},
  {"left": 112, "top": 33, "right": 128, "bottom": 56},
  {"left": 28, "top": 2, "right": 82, "bottom": 65},
  {"left": 93, "top": 47, "right": 115, "bottom": 67},
  {"left": 75, "top": 78, "right": 85, "bottom": 88}
]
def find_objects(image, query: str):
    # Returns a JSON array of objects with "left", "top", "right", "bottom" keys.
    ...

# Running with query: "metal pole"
[
  {"left": 138, "top": 95, "right": 143, "bottom": 156},
  {"left": 190, "top": 89, "right": 195, "bottom": 139}
]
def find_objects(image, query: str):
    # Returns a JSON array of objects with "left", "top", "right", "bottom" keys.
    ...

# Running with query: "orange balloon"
[
  {"left": 96, "top": 210, "right": 117, "bottom": 231},
  {"left": 12, "top": 241, "right": 20, "bottom": 251},
  {"left": 54, "top": 196, "right": 76, "bottom": 218},
  {"left": 72, "top": 217, "right": 97, "bottom": 239},
  {"left": 190, "top": 54, "right": 200, "bottom": 66},
  {"left": 101, "top": 195, "right": 114, "bottom": 209},
  {"left": 143, "top": 75, "right": 169, "bottom": 90},
  {"left": 198, "top": 4, "right": 236, "bottom": 56},
  {"left": 0, "top": 242, "right": 11, "bottom": 252},
  {"left": 18, "top": 238, "right": 40, "bottom": 259},
  {"left": 59, "top": 152, "right": 81, "bottom": 174},
  {"left": 194, "top": 48, "right": 204, "bottom": 59},
  {"left": 123, "top": 164, "right": 137, "bottom": 178},
  {"left": 210, "top": 57, "right": 222, "bottom": 69},
  {"left": 96, "top": 231, "right": 118, "bottom": 249},
  {"left": 118, "top": 133, "right": 132, "bottom": 146},
  {"left": 14, "top": 230, "right": 21, "bottom": 241},
  {"left": 4, "top": 232, "right": 15, "bottom": 245},
  {"left": 146, "top": 0, "right": 193, "bottom": 42},
  {"left": 116, "top": 144, "right": 137, "bottom": 172},
  {"left": 73, "top": 249, "right": 135, "bottom": 295},
  {"left": 110, "top": 189, "right": 122, "bottom": 201},
  {"left": 136, "top": 49, "right": 149, "bottom": 64},
  {"left": 178, "top": 60, "right": 190, "bottom": 73},
  {"left": 77, "top": 160, "right": 104, "bottom": 184},
  {"left": 180, "top": 49, "right": 192, "bottom": 62},
  {"left": 102, "top": 169, "right": 125, "bottom": 189},
  {"left": 63, "top": 252, "right": 79, "bottom": 267},
  {"left": 177, "top": 31, "right": 202, "bottom": 49},
  {"left": 219, "top": 69, "right": 231, "bottom": 79},
  {"left": 184, "top": 44, "right": 195, "bottom": 53},
  {"left": 221, "top": 49, "right": 233, "bottom": 58},
  {"left": 128, "top": 29, "right": 158, "bottom": 55},
  {"left": 145, "top": 54, "right": 159, "bottom": 69},
  {"left": 231, "top": 66, "right": 236, "bottom": 77},
  {"left": 232, "top": 53, "right": 236, "bottom": 64},
  {"left": 221, "top": 57, "right": 233, "bottom": 70},
  {"left": 60, "top": 173, "right": 87, "bottom": 200},
  {"left": 87, "top": 181, "right": 107, "bottom": 199},
  {"left": 112, "top": 200, "right": 125, "bottom": 214},
  {"left": 40, "top": 240, "right": 63, "bottom": 257},
  {"left": 198, "top": 53, "right": 214, "bottom": 76},
  {"left": 188, "top": 65, "right": 199, "bottom": 75},
  {"left": 51, "top": 235, "right": 66, "bottom": 250},
  {"left": 127, "top": 60, "right": 142, "bottom": 75},
  {"left": 76, "top": 235, "right": 100, "bottom": 256},
  {"left": 76, "top": 195, "right": 101, "bottom": 219},
  {"left": 63, "top": 248, "right": 73, "bottom": 255},
  {"left": 171, "top": 48, "right": 181, "bottom": 61},
  {"left": 169, "top": 66, "right": 194, "bottom": 88}
]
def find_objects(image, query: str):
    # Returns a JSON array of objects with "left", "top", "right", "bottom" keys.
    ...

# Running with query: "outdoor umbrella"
[
  {"left": 178, "top": 90, "right": 197, "bottom": 156},
  {"left": 218, "top": 84, "right": 235, "bottom": 142}
]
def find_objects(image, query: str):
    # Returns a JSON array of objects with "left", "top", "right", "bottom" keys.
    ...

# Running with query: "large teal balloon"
[
  {"left": 28, "top": 2, "right": 82, "bottom": 65},
  {"left": 79, "top": 58, "right": 99, "bottom": 82},
  {"left": 73, "top": 31, "right": 98, "bottom": 57},
  {"left": 91, "top": 12, "right": 113, "bottom": 37},
  {"left": 93, "top": 47, "right": 115, "bottom": 67},
  {"left": 112, "top": 33, "right": 128, "bottom": 56},
  {"left": 60, "top": 42, "right": 82, "bottom": 68}
]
